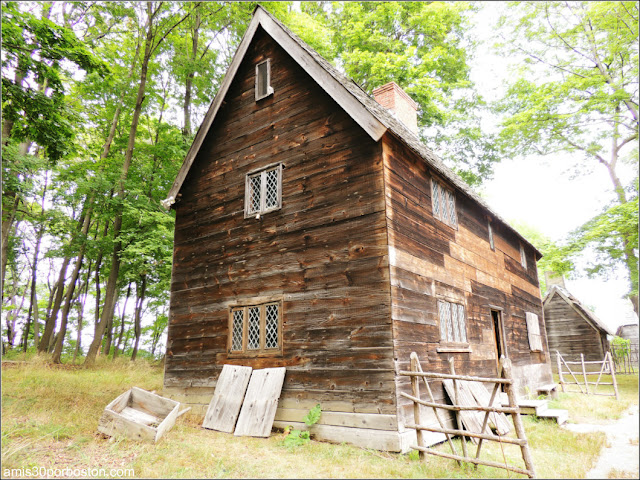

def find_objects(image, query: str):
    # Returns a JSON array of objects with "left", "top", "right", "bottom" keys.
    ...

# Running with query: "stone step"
[{"left": 498, "top": 395, "right": 568, "bottom": 424}]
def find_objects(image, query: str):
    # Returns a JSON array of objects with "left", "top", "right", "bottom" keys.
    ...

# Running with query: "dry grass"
[
  {"left": 549, "top": 373, "right": 638, "bottom": 424},
  {"left": 1, "top": 358, "right": 636, "bottom": 478}
]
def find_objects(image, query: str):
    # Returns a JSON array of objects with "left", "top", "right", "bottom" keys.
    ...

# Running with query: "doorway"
[{"left": 491, "top": 309, "right": 506, "bottom": 373}]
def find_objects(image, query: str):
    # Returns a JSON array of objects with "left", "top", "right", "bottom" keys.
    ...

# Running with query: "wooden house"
[
  {"left": 161, "top": 6, "right": 554, "bottom": 452},
  {"left": 615, "top": 323, "right": 639, "bottom": 366},
  {"left": 543, "top": 285, "right": 613, "bottom": 363}
]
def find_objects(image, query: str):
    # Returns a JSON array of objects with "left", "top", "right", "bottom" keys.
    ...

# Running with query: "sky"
[{"left": 467, "top": 3, "right": 638, "bottom": 333}]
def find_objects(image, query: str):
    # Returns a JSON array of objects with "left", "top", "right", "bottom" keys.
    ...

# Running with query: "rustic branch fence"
[
  {"left": 610, "top": 343, "right": 638, "bottom": 374},
  {"left": 556, "top": 351, "right": 618, "bottom": 399},
  {"left": 399, "top": 352, "right": 536, "bottom": 478}
]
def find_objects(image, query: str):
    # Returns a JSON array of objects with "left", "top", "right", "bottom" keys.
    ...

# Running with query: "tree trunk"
[
  {"left": 183, "top": 5, "right": 200, "bottom": 138},
  {"left": 23, "top": 170, "right": 49, "bottom": 351},
  {"left": 38, "top": 255, "right": 71, "bottom": 352},
  {"left": 85, "top": 3, "right": 155, "bottom": 366},
  {"left": 112, "top": 282, "right": 132, "bottom": 360},
  {"left": 73, "top": 269, "right": 90, "bottom": 364},
  {"left": 130, "top": 275, "right": 147, "bottom": 361}
]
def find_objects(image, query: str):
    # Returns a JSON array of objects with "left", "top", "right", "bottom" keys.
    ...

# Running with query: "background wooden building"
[
  {"left": 615, "top": 323, "right": 639, "bottom": 367},
  {"left": 543, "top": 285, "right": 613, "bottom": 363},
  {"left": 161, "top": 6, "right": 554, "bottom": 451}
]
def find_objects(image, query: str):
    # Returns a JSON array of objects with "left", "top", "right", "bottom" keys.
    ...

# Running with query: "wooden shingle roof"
[{"left": 543, "top": 285, "right": 614, "bottom": 336}]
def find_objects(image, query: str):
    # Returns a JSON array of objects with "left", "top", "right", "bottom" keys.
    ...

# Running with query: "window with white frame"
[
  {"left": 488, "top": 222, "right": 495, "bottom": 250},
  {"left": 438, "top": 300, "right": 467, "bottom": 344},
  {"left": 229, "top": 300, "right": 282, "bottom": 355},
  {"left": 245, "top": 164, "right": 282, "bottom": 217},
  {"left": 255, "top": 59, "right": 274, "bottom": 101},
  {"left": 525, "top": 312, "right": 543, "bottom": 351},
  {"left": 431, "top": 178, "right": 457, "bottom": 228},
  {"left": 520, "top": 244, "right": 527, "bottom": 269}
]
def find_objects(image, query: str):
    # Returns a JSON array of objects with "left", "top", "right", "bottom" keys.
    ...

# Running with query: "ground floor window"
[
  {"left": 438, "top": 300, "right": 467, "bottom": 344},
  {"left": 229, "top": 300, "right": 282, "bottom": 355}
]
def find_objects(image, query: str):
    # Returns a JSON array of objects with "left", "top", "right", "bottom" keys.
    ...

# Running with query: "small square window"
[
  {"left": 245, "top": 164, "right": 282, "bottom": 217},
  {"left": 432, "top": 178, "right": 457, "bottom": 228},
  {"left": 438, "top": 300, "right": 467, "bottom": 344},
  {"left": 255, "top": 59, "right": 274, "bottom": 101},
  {"left": 228, "top": 300, "right": 282, "bottom": 355}
]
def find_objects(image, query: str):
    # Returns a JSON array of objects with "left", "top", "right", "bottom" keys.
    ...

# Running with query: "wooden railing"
[
  {"left": 399, "top": 352, "right": 536, "bottom": 478},
  {"left": 556, "top": 351, "right": 619, "bottom": 399}
]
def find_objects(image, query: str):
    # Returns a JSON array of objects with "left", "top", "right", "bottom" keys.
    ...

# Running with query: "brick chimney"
[{"left": 372, "top": 82, "right": 419, "bottom": 134}]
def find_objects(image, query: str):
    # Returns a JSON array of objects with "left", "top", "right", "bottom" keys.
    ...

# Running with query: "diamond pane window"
[
  {"left": 248, "top": 174, "right": 261, "bottom": 214},
  {"left": 247, "top": 307, "right": 260, "bottom": 350},
  {"left": 231, "top": 310, "right": 244, "bottom": 351},
  {"left": 228, "top": 300, "right": 283, "bottom": 355},
  {"left": 447, "top": 190, "right": 457, "bottom": 226},
  {"left": 438, "top": 300, "right": 467, "bottom": 344},
  {"left": 265, "top": 303, "right": 279, "bottom": 349},
  {"left": 265, "top": 168, "right": 279, "bottom": 209},
  {"left": 245, "top": 164, "right": 282, "bottom": 217},
  {"left": 432, "top": 181, "right": 440, "bottom": 217},
  {"left": 432, "top": 178, "right": 457, "bottom": 229}
]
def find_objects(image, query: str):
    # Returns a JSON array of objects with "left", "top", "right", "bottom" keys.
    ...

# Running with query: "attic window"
[
  {"left": 245, "top": 164, "right": 282, "bottom": 217},
  {"left": 431, "top": 178, "right": 457, "bottom": 228},
  {"left": 520, "top": 244, "right": 527, "bottom": 269},
  {"left": 255, "top": 59, "right": 274, "bottom": 100},
  {"left": 488, "top": 222, "right": 495, "bottom": 250},
  {"left": 229, "top": 300, "right": 282, "bottom": 355},
  {"left": 525, "top": 312, "right": 543, "bottom": 352},
  {"left": 438, "top": 300, "right": 467, "bottom": 344}
]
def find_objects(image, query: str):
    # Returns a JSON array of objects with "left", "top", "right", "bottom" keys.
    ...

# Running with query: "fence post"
[
  {"left": 410, "top": 353, "right": 425, "bottom": 459},
  {"left": 502, "top": 356, "right": 536, "bottom": 479},
  {"left": 556, "top": 351, "right": 565, "bottom": 392},
  {"left": 607, "top": 352, "right": 619, "bottom": 400},
  {"left": 580, "top": 354, "right": 590, "bottom": 394},
  {"left": 449, "top": 357, "right": 468, "bottom": 460}
]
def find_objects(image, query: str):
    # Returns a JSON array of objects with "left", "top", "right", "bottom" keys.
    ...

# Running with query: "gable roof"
[
  {"left": 543, "top": 285, "right": 614, "bottom": 336},
  {"left": 163, "top": 5, "right": 541, "bottom": 259}
]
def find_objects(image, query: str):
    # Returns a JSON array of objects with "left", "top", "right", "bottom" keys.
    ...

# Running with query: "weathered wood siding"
[
  {"left": 544, "top": 293, "right": 607, "bottom": 362},
  {"left": 381, "top": 135, "right": 553, "bottom": 434},
  {"left": 164, "top": 28, "right": 396, "bottom": 434}
]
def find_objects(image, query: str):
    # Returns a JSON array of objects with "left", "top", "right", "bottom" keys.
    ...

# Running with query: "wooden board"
[
  {"left": 202, "top": 364, "right": 253, "bottom": 433},
  {"left": 234, "top": 367, "right": 286, "bottom": 437},
  {"left": 442, "top": 379, "right": 484, "bottom": 444},
  {"left": 466, "top": 381, "right": 511, "bottom": 435}
]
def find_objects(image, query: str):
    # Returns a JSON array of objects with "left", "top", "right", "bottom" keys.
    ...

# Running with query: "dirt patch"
[{"left": 562, "top": 405, "right": 639, "bottom": 478}]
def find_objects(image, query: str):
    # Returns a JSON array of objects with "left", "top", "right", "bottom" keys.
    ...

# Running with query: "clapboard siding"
[
  {"left": 544, "top": 293, "right": 607, "bottom": 362},
  {"left": 381, "top": 135, "right": 552, "bottom": 433},
  {"left": 165, "top": 27, "right": 394, "bottom": 416}
]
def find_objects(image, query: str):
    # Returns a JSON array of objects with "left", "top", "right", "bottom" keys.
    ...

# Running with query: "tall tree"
[{"left": 495, "top": 1, "right": 639, "bottom": 312}]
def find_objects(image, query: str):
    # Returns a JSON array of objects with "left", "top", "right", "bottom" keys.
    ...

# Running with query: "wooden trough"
[{"left": 98, "top": 387, "right": 181, "bottom": 443}]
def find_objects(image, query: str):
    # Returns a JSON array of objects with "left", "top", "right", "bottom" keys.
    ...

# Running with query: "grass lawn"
[{"left": 1, "top": 355, "right": 637, "bottom": 478}]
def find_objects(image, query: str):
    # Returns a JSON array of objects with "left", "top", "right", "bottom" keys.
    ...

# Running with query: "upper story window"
[
  {"left": 229, "top": 300, "right": 282, "bottom": 355},
  {"left": 255, "top": 59, "right": 274, "bottom": 101},
  {"left": 432, "top": 178, "right": 457, "bottom": 228},
  {"left": 438, "top": 299, "right": 467, "bottom": 344},
  {"left": 520, "top": 243, "right": 527, "bottom": 269},
  {"left": 488, "top": 222, "right": 495, "bottom": 250},
  {"left": 245, "top": 164, "right": 282, "bottom": 217}
]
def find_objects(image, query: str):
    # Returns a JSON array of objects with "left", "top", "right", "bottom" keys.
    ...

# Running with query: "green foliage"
[
  {"left": 282, "top": 404, "right": 322, "bottom": 448},
  {"left": 495, "top": 1, "right": 639, "bottom": 307},
  {"left": 1, "top": 1, "right": 109, "bottom": 160},
  {"left": 303, "top": 403, "right": 322, "bottom": 426}
]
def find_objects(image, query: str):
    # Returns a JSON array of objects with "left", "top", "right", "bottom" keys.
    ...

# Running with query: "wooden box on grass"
[{"left": 98, "top": 387, "right": 180, "bottom": 443}]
